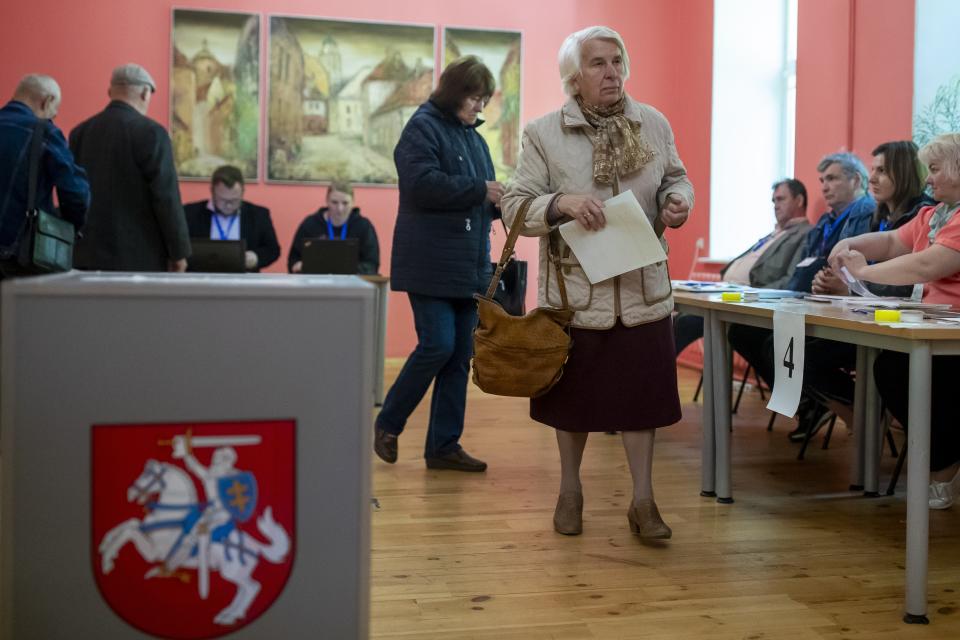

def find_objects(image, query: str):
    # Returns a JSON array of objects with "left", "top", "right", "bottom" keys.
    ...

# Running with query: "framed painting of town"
[
  {"left": 170, "top": 9, "right": 260, "bottom": 180},
  {"left": 267, "top": 16, "right": 436, "bottom": 184},
  {"left": 443, "top": 27, "right": 522, "bottom": 183}
]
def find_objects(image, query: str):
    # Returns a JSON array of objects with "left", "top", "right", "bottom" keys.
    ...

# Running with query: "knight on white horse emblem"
[{"left": 97, "top": 430, "right": 291, "bottom": 627}]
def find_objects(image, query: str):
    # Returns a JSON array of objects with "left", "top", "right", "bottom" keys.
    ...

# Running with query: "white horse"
[{"left": 98, "top": 459, "right": 290, "bottom": 626}]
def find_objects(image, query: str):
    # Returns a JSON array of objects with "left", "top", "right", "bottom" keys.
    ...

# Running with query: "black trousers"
[
  {"left": 727, "top": 325, "right": 856, "bottom": 402},
  {"left": 874, "top": 351, "right": 960, "bottom": 472},
  {"left": 673, "top": 312, "right": 705, "bottom": 357}
]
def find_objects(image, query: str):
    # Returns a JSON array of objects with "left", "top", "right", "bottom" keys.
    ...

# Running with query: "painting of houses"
[
  {"left": 443, "top": 27, "right": 521, "bottom": 183},
  {"left": 267, "top": 17, "right": 435, "bottom": 184},
  {"left": 171, "top": 10, "right": 259, "bottom": 180}
]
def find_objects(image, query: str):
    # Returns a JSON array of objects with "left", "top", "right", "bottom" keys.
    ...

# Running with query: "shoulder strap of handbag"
[
  {"left": 485, "top": 199, "right": 568, "bottom": 309},
  {"left": 26, "top": 120, "right": 46, "bottom": 214}
]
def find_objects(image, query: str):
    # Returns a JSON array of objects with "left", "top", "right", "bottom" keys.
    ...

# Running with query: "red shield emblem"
[{"left": 91, "top": 420, "right": 296, "bottom": 639}]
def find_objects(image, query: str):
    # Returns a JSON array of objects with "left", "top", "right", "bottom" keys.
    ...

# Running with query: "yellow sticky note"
[
  {"left": 721, "top": 292, "right": 742, "bottom": 302},
  {"left": 874, "top": 309, "right": 901, "bottom": 323}
]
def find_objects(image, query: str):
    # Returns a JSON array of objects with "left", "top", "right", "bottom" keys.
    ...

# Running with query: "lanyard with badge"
[
  {"left": 817, "top": 202, "right": 855, "bottom": 256},
  {"left": 213, "top": 213, "right": 238, "bottom": 240},
  {"left": 326, "top": 218, "right": 348, "bottom": 240},
  {"left": 748, "top": 232, "right": 775, "bottom": 253}
]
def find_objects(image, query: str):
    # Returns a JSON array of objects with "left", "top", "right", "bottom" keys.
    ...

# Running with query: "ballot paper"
[
  {"left": 558, "top": 191, "right": 667, "bottom": 284},
  {"left": 839, "top": 266, "right": 879, "bottom": 298}
]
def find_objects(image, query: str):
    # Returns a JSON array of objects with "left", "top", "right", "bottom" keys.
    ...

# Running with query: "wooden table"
[{"left": 673, "top": 290, "right": 960, "bottom": 624}]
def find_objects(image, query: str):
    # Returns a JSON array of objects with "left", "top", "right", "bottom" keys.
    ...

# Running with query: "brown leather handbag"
[{"left": 472, "top": 199, "right": 574, "bottom": 398}]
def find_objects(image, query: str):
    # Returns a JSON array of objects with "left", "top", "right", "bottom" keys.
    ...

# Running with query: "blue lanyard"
[
  {"left": 213, "top": 213, "right": 239, "bottom": 240},
  {"left": 326, "top": 218, "right": 348, "bottom": 240},
  {"left": 878, "top": 219, "right": 889, "bottom": 232},
  {"left": 818, "top": 203, "right": 854, "bottom": 255},
  {"left": 749, "top": 232, "right": 775, "bottom": 253}
]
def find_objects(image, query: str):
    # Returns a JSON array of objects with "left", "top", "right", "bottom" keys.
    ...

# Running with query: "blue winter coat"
[
  {"left": 786, "top": 194, "right": 876, "bottom": 292},
  {"left": 390, "top": 100, "right": 499, "bottom": 298}
]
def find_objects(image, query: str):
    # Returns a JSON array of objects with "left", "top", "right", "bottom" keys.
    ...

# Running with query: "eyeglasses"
[{"left": 467, "top": 95, "right": 490, "bottom": 107}]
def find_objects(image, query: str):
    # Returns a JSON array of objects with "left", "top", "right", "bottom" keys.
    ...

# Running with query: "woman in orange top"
[{"left": 830, "top": 132, "right": 960, "bottom": 509}]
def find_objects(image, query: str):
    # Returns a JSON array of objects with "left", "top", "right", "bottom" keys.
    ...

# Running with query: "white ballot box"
[{"left": 1, "top": 272, "right": 373, "bottom": 639}]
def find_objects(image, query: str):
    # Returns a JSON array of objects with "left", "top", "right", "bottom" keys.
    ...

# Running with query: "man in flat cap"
[{"left": 69, "top": 63, "right": 190, "bottom": 271}]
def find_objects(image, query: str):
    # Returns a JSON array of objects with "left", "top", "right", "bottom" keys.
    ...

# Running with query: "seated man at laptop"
[
  {"left": 288, "top": 181, "right": 380, "bottom": 274},
  {"left": 184, "top": 165, "right": 281, "bottom": 271}
]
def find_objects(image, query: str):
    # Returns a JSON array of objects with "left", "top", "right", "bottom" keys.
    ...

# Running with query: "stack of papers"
[
  {"left": 805, "top": 294, "right": 952, "bottom": 310},
  {"left": 673, "top": 281, "right": 740, "bottom": 293}
]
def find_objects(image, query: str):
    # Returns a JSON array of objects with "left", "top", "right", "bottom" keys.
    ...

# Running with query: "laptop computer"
[
  {"left": 301, "top": 238, "right": 360, "bottom": 275},
  {"left": 187, "top": 239, "right": 247, "bottom": 273}
]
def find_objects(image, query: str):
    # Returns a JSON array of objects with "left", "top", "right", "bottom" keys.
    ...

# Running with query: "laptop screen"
[
  {"left": 301, "top": 238, "right": 360, "bottom": 275},
  {"left": 187, "top": 239, "right": 247, "bottom": 273}
]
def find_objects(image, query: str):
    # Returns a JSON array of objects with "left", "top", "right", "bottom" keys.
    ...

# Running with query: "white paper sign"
[
  {"left": 766, "top": 309, "right": 806, "bottom": 417},
  {"left": 558, "top": 190, "right": 667, "bottom": 284}
]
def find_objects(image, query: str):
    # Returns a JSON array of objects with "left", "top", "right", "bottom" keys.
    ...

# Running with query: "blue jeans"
[{"left": 376, "top": 293, "right": 477, "bottom": 458}]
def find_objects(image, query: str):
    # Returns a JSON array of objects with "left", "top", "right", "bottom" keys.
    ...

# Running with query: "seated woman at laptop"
[
  {"left": 831, "top": 132, "right": 960, "bottom": 509},
  {"left": 288, "top": 181, "right": 380, "bottom": 274}
]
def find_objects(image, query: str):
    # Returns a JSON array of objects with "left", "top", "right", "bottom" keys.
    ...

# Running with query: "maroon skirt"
[{"left": 530, "top": 316, "right": 681, "bottom": 432}]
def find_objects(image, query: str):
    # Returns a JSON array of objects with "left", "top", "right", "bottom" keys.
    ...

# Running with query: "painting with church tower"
[
  {"left": 443, "top": 27, "right": 522, "bottom": 183},
  {"left": 267, "top": 16, "right": 435, "bottom": 184},
  {"left": 170, "top": 9, "right": 260, "bottom": 180}
]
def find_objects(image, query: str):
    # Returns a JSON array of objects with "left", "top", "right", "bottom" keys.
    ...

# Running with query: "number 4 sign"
[{"left": 765, "top": 309, "right": 806, "bottom": 417}]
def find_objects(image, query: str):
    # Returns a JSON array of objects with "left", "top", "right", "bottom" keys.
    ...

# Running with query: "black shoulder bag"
[{"left": 13, "top": 121, "right": 76, "bottom": 275}]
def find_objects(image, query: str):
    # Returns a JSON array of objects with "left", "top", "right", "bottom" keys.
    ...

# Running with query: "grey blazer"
[{"left": 721, "top": 220, "right": 812, "bottom": 289}]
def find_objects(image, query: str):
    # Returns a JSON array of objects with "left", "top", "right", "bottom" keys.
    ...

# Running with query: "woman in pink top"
[{"left": 830, "top": 132, "right": 960, "bottom": 509}]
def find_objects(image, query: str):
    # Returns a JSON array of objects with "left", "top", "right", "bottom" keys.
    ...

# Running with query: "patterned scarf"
[
  {"left": 576, "top": 95, "right": 655, "bottom": 186},
  {"left": 927, "top": 201, "right": 960, "bottom": 246}
]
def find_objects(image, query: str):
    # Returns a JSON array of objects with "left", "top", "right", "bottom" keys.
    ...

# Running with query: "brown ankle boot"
[
  {"left": 627, "top": 499, "right": 672, "bottom": 540},
  {"left": 553, "top": 491, "right": 583, "bottom": 535}
]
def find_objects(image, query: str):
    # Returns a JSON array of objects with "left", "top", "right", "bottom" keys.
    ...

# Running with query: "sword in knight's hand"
[{"left": 159, "top": 433, "right": 262, "bottom": 454}]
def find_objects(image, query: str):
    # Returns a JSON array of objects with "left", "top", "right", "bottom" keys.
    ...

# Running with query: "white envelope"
[{"left": 558, "top": 191, "right": 667, "bottom": 284}]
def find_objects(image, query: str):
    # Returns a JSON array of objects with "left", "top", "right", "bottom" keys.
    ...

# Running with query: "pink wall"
[
  {"left": 795, "top": 0, "right": 915, "bottom": 219},
  {"left": 0, "top": 0, "right": 715, "bottom": 356}
]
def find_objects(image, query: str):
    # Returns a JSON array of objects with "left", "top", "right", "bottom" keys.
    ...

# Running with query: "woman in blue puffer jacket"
[{"left": 374, "top": 56, "right": 504, "bottom": 472}]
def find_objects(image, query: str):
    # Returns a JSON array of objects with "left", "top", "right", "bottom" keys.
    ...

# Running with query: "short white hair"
[
  {"left": 13, "top": 74, "right": 60, "bottom": 103},
  {"left": 557, "top": 26, "right": 631, "bottom": 97}
]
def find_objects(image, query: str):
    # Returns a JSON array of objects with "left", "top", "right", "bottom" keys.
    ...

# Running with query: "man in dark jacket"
[
  {"left": 288, "top": 182, "right": 379, "bottom": 275},
  {"left": 69, "top": 64, "right": 191, "bottom": 272},
  {"left": 184, "top": 165, "right": 280, "bottom": 271},
  {"left": 0, "top": 74, "right": 88, "bottom": 274}
]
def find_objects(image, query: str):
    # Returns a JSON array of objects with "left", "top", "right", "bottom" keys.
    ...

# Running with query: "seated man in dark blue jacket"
[
  {"left": 184, "top": 165, "right": 280, "bottom": 271},
  {"left": 288, "top": 181, "right": 380, "bottom": 275},
  {"left": 728, "top": 152, "right": 875, "bottom": 439},
  {"left": 0, "top": 74, "right": 89, "bottom": 276}
]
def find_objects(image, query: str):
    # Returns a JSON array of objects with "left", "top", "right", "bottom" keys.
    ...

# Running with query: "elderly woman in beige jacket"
[{"left": 501, "top": 26, "right": 694, "bottom": 540}]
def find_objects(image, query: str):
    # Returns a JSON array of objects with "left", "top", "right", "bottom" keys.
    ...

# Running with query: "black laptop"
[
  {"left": 301, "top": 238, "right": 360, "bottom": 275},
  {"left": 187, "top": 239, "right": 247, "bottom": 273}
]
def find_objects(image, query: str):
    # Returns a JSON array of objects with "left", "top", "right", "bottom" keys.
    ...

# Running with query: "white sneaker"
[{"left": 928, "top": 468, "right": 960, "bottom": 510}]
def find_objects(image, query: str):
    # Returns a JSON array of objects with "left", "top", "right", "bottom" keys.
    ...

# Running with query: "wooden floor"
[{"left": 371, "top": 362, "right": 960, "bottom": 639}]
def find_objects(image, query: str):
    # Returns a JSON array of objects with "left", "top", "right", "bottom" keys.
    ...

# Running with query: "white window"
[{"left": 709, "top": 0, "right": 798, "bottom": 259}]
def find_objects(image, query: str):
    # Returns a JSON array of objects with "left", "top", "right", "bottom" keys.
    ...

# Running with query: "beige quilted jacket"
[{"left": 501, "top": 96, "right": 695, "bottom": 329}]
